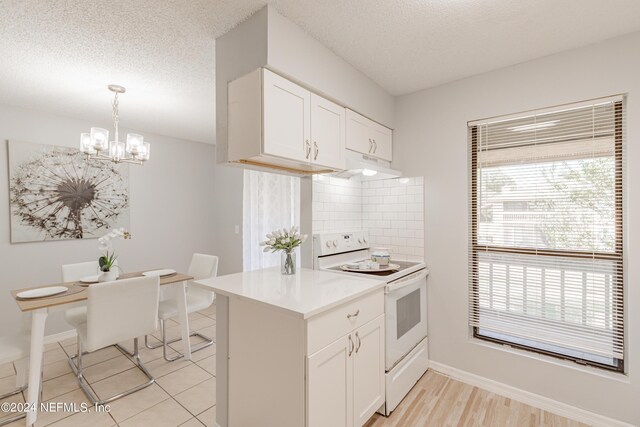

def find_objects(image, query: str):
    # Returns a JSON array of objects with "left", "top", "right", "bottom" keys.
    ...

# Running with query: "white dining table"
[{"left": 11, "top": 270, "right": 195, "bottom": 426}]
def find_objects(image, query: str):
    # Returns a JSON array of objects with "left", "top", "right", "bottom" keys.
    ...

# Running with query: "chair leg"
[
  {"left": 0, "top": 384, "right": 26, "bottom": 401},
  {"left": 162, "top": 319, "right": 184, "bottom": 362},
  {"left": 115, "top": 342, "right": 135, "bottom": 357},
  {"left": 145, "top": 320, "right": 181, "bottom": 350},
  {"left": 0, "top": 356, "right": 28, "bottom": 425},
  {"left": 0, "top": 359, "right": 28, "bottom": 402},
  {"left": 188, "top": 331, "right": 216, "bottom": 353},
  {"left": 162, "top": 329, "right": 215, "bottom": 362},
  {"left": 69, "top": 337, "right": 155, "bottom": 405}
]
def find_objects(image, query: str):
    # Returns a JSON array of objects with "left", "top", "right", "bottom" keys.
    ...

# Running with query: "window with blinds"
[{"left": 468, "top": 96, "right": 625, "bottom": 371}]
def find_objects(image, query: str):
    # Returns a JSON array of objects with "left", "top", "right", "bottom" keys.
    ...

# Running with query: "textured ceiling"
[{"left": 1, "top": 0, "right": 639, "bottom": 144}]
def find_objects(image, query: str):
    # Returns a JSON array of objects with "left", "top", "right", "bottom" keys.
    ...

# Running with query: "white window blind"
[{"left": 468, "top": 96, "right": 625, "bottom": 371}]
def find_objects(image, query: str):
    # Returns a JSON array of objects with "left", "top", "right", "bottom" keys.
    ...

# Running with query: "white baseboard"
[
  {"left": 428, "top": 361, "right": 633, "bottom": 427},
  {"left": 44, "top": 329, "right": 76, "bottom": 345}
]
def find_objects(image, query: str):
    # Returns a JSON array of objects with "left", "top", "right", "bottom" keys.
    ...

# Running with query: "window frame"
[{"left": 469, "top": 101, "right": 624, "bottom": 373}]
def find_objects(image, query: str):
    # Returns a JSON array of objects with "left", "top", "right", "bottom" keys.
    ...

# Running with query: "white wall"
[
  {"left": 393, "top": 32, "right": 640, "bottom": 425},
  {"left": 0, "top": 104, "right": 217, "bottom": 336},
  {"left": 266, "top": 6, "right": 395, "bottom": 128},
  {"left": 211, "top": 158, "right": 244, "bottom": 275}
]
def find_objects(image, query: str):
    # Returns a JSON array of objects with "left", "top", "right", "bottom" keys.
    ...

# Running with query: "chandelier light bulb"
[
  {"left": 90, "top": 127, "right": 109, "bottom": 152},
  {"left": 126, "top": 133, "right": 143, "bottom": 155},
  {"left": 138, "top": 142, "right": 150, "bottom": 161},
  {"left": 79, "top": 133, "right": 95, "bottom": 155},
  {"left": 109, "top": 141, "right": 125, "bottom": 161}
]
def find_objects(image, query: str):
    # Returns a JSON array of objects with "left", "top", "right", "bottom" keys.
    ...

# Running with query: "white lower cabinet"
[
  {"left": 307, "top": 334, "right": 353, "bottom": 427},
  {"left": 307, "top": 315, "right": 385, "bottom": 427},
  {"left": 217, "top": 288, "right": 385, "bottom": 427},
  {"left": 353, "top": 315, "right": 385, "bottom": 426}
]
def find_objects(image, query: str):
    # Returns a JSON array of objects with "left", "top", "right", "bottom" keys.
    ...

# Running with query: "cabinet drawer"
[{"left": 307, "top": 289, "right": 384, "bottom": 356}]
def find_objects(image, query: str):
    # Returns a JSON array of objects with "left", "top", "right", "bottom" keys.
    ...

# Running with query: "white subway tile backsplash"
[
  {"left": 383, "top": 228, "right": 397, "bottom": 237},
  {"left": 367, "top": 177, "right": 424, "bottom": 261},
  {"left": 383, "top": 212, "right": 398, "bottom": 221},
  {"left": 383, "top": 195, "right": 399, "bottom": 204},
  {"left": 312, "top": 176, "right": 424, "bottom": 261},
  {"left": 312, "top": 175, "right": 363, "bottom": 234}
]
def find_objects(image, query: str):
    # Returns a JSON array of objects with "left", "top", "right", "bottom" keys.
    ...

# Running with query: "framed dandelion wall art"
[{"left": 8, "top": 140, "right": 130, "bottom": 243}]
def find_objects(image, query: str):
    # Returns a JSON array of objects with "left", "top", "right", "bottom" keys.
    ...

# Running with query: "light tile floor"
[
  {"left": 1, "top": 302, "right": 588, "bottom": 427},
  {"left": 0, "top": 304, "right": 218, "bottom": 427}
]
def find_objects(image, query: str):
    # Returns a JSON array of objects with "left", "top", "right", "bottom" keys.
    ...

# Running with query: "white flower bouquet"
[{"left": 260, "top": 226, "right": 308, "bottom": 275}]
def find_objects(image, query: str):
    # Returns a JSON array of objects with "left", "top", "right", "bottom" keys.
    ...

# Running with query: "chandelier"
[{"left": 80, "top": 85, "right": 150, "bottom": 165}]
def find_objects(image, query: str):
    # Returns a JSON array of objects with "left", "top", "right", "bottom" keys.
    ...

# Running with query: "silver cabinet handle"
[
  {"left": 368, "top": 138, "right": 373, "bottom": 153},
  {"left": 347, "top": 309, "right": 360, "bottom": 319},
  {"left": 305, "top": 140, "right": 311, "bottom": 159},
  {"left": 355, "top": 332, "right": 361, "bottom": 353},
  {"left": 313, "top": 141, "right": 319, "bottom": 160},
  {"left": 348, "top": 335, "right": 354, "bottom": 356},
  {"left": 372, "top": 139, "right": 377, "bottom": 153}
]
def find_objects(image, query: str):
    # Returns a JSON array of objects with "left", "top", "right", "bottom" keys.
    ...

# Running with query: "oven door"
[{"left": 385, "top": 269, "right": 428, "bottom": 371}]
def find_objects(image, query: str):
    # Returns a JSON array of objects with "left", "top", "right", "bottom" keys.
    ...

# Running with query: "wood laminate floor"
[{"left": 364, "top": 371, "right": 591, "bottom": 427}]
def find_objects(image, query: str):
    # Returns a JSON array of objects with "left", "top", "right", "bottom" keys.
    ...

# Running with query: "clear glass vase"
[{"left": 281, "top": 251, "right": 296, "bottom": 275}]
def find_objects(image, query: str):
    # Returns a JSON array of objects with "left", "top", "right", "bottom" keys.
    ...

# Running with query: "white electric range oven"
[{"left": 313, "top": 231, "right": 429, "bottom": 416}]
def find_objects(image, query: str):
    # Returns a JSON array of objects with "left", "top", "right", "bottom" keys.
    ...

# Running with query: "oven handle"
[{"left": 385, "top": 269, "right": 428, "bottom": 293}]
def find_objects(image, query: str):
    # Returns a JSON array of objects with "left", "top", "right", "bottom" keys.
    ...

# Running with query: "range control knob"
[
  {"left": 358, "top": 238, "right": 362, "bottom": 244},
  {"left": 332, "top": 240, "right": 338, "bottom": 247},
  {"left": 326, "top": 241, "right": 331, "bottom": 248},
  {"left": 363, "top": 237, "right": 368, "bottom": 244}
]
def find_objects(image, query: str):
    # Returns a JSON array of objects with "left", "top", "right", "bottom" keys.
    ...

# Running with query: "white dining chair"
[
  {"left": 62, "top": 260, "right": 122, "bottom": 327},
  {"left": 145, "top": 253, "right": 218, "bottom": 361},
  {"left": 62, "top": 261, "right": 98, "bottom": 328},
  {"left": 0, "top": 335, "right": 30, "bottom": 426},
  {"left": 67, "top": 276, "right": 160, "bottom": 405}
]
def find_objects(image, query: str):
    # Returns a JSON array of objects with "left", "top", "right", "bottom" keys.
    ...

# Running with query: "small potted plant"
[
  {"left": 261, "top": 226, "right": 308, "bottom": 275},
  {"left": 97, "top": 228, "right": 131, "bottom": 282}
]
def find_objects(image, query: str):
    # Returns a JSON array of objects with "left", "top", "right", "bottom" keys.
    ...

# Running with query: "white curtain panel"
[{"left": 243, "top": 170, "right": 301, "bottom": 271}]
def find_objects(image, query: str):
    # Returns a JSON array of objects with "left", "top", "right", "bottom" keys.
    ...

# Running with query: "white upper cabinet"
[
  {"left": 346, "top": 109, "right": 393, "bottom": 162},
  {"left": 228, "top": 68, "right": 345, "bottom": 173},
  {"left": 310, "top": 94, "right": 345, "bottom": 170},
  {"left": 263, "top": 69, "right": 311, "bottom": 163}
]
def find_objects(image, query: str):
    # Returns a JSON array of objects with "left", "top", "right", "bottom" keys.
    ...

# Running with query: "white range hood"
[{"left": 332, "top": 149, "right": 402, "bottom": 181}]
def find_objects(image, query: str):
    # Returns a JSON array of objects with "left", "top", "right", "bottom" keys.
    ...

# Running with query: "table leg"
[
  {"left": 26, "top": 309, "right": 48, "bottom": 426},
  {"left": 175, "top": 281, "right": 192, "bottom": 360}
]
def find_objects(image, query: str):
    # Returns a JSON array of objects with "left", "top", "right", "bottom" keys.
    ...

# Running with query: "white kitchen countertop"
[{"left": 194, "top": 267, "right": 385, "bottom": 319}]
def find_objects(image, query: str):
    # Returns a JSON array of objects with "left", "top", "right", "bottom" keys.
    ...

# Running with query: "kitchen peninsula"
[{"left": 195, "top": 267, "right": 386, "bottom": 427}]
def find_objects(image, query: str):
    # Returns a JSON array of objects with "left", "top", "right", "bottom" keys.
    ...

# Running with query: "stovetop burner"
[{"left": 325, "top": 260, "right": 423, "bottom": 277}]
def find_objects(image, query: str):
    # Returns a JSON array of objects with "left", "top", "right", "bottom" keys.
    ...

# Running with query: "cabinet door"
[
  {"left": 345, "top": 109, "right": 373, "bottom": 156},
  {"left": 263, "top": 69, "right": 311, "bottom": 163},
  {"left": 310, "top": 94, "right": 345, "bottom": 170},
  {"left": 352, "top": 315, "right": 385, "bottom": 427},
  {"left": 307, "top": 335, "right": 353, "bottom": 427},
  {"left": 370, "top": 123, "right": 393, "bottom": 162}
]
